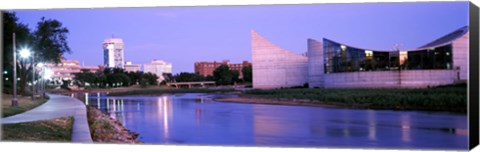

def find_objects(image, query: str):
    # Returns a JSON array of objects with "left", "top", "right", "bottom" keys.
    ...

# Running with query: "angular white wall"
[
  {"left": 323, "top": 70, "right": 456, "bottom": 88},
  {"left": 452, "top": 32, "right": 469, "bottom": 81},
  {"left": 307, "top": 39, "right": 324, "bottom": 88},
  {"left": 251, "top": 31, "right": 308, "bottom": 89}
]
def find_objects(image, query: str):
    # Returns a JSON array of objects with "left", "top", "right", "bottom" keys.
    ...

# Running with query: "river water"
[{"left": 77, "top": 93, "right": 467, "bottom": 150}]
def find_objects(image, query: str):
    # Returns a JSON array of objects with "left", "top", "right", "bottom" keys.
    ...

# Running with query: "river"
[{"left": 76, "top": 93, "right": 467, "bottom": 150}]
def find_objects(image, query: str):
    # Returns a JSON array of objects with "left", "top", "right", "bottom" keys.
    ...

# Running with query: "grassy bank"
[
  {"left": 2, "top": 117, "right": 73, "bottom": 141},
  {"left": 108, "top": 88, "right": 237, "bottom": 96},
  {"left": 87, "top": 106, "right": 141, "bottom": 143},
  {"left": 244, "top": 84, "right": 467, "bottom": 113},
  {"left": 2, "top": 94, "right": 49, "bottom": 117}
]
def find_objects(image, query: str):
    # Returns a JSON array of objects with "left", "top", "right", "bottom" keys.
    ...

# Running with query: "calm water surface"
[{"left": 77, "top": 93, "right": 467, "bottom": 150}]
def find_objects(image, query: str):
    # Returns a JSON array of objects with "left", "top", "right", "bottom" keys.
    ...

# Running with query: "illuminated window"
[{"left": 365, "top": 50, "right": 373, "bottom": 57}]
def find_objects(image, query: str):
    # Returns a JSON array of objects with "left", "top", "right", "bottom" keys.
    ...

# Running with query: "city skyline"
[{"left": 12, "top": 2, "right": 468, "bottom": 74}]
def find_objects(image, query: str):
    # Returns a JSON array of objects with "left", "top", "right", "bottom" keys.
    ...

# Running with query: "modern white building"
[
  {"left": 143, "top": 60, "right": 173, "bottom": 83},
  {"left": 103, "top": 38, "right": 125, "bottom": 69},
  {"left": 252, "top": 26, "right": 469, "bottom": 89},
  {"left": 124, "top": 61, "right": 141, "bottom": 72}
]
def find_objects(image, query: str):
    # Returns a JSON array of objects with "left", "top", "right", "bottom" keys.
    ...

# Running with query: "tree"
[
  {"left": 126, "top": 71, "right": 143, "bottom": 85},
  {"left": 174, "top": 72, "right": 204, "bottom": 82},
  {"left": 213, "top": 64, "right": 233, "bottom": 85},
  {"left": 162, "top": 73, "right": 173, "bottom": 83},
  {"left": 2, "top": 12, "right": 34, "bottom": 94},
  {"left": 5, "top": 14, "right": 71, "bottom": 94},
  {"left": 73, "top": 69, "right": 96, "bottom": 87},
  {"left": 231, "top": 70, "right": 240, "bottom": 84},
  {"left": 241, "top": 65, "right": 252, "bottom": 83},
  {"left": 143, "top": 72, "right": 158, "bottom": 85},
  {"left": 33, "top": 17, "right": 71, "bottom": 64}
]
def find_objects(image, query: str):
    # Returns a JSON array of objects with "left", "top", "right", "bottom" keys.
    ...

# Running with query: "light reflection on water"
[{"left": 77, "top": 93, "right": 467, "bottom": 149}]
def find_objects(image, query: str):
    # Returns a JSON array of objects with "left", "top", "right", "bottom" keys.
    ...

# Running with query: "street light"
[
  {"left": 19, "top": 49, "right": 31, "bottom": 58},
  {"left": 38, "top": 63, "right": 45, "bottom": 98},
  {"left": 19, "top": 48, "right": 35, "bottom": 100},
  {"left": 12, "top": 33, "right": 18, "bottom": 106}
]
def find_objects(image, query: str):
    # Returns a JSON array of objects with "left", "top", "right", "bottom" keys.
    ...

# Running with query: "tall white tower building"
[{"left": 103, "top": 38, "right": 125, "bottom": 69}]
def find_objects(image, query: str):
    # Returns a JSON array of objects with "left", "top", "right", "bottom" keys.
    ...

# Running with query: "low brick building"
[{"left": 194, "top": 60, "right": 251, "bottom": 78}]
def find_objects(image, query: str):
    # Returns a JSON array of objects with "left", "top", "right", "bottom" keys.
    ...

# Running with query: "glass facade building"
[{"left": 323, "top": 39, "right": 453, "bottom": 73}]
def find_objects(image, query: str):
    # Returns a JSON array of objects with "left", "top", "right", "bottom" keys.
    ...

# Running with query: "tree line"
[
  {"left": 73, "top": 64, "right": 252, "bottom": 88},
  {"left": 73, "top": 68, "right": 158, "bottom": 88},
  {"left": 165, "top": 64, "right": 252, "bottom": 85}
]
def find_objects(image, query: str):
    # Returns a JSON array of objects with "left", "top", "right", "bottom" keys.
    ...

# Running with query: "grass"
[
  {"left": 108, "top": 88, "right": 237, "bottom": 96},
  {"left": 2, "top": 116, "right": 74, "bottom": 141},
  {"left": 2, "top": 94, "right": 49, "bottom": 117},
  {"left": 244, "top": 83, "right": 467, "bottom": 113}
]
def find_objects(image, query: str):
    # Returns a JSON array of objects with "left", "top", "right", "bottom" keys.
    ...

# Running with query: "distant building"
[
  {"left": 81, "top": 65, "right": 100, "bottom": 73},
  {"left": 103, "top": 38, "right": 125, "bottom": 69},
  {"left": 194, "top": 60, "right": 251, "bottom": 78},
  {"left": 43, "top": 60, "right": 100, "bottom": 85},
  {"left": 124, "top": 61, "right": 141, "bottom": 72},
  {"left": 143, "top": 60, "right": 172, "bottom": 83}
]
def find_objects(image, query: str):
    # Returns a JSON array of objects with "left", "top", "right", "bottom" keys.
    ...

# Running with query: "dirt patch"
[{"left": 86, "top": 106, "right": 141, "bottom": 143}]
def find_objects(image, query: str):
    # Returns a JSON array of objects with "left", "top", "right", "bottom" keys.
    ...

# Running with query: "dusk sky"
[{"left": 12, "top": 2, "right": 468, "bottom": 74}]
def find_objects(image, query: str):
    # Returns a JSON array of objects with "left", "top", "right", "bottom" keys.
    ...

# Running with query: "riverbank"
[
  {"left": 2, "top": 94, "right": 49, "bottom": 117},
  {"left": 86, "top": 106, "right": 141, "bottom": 143},
  {"left": 108, "top": 88, "right": 237, "bottom": 96},
  {"left": 216, "top": 96, "right": 340, "bottom": 108},
  {"left": 49, "top": 85, "right": 149, "bottom": 94},
  {"left": 2, "top": 117, "right": 73, "bottom": 141},
  {"left": 217, "top": 83, "right": 467, "bottom": 113}
]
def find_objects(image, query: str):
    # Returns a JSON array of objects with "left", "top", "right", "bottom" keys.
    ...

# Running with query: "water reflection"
[
  {"left": 158, "top": 96, "right": 172, "bottom": 140},
  {"left": 401, "top": 114, "right": 411, "bottom": 143},
  {"left": 78, "top": 93, "right": 468, "bottom": 149},
  {"left": 367, "top": 110, "right": 376, "bottom": 141}
]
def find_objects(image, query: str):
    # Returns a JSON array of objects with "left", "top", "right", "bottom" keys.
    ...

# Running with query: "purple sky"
[{"left": 13, "top": 2, "right": 468, "bottom": 74}]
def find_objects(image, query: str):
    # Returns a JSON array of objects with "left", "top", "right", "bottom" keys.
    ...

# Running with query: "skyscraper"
[{"left": 103, "top": 38, "right": 125, "bottom": 69}]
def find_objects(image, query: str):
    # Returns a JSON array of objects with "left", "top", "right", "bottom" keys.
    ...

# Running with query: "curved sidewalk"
[{"left": 2, "top": 94, "right": 93, "bottom": 143}]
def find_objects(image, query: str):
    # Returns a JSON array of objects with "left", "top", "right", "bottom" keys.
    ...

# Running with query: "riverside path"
[{"left": 2, "top": 94, "right": 93, "bottom": 143}]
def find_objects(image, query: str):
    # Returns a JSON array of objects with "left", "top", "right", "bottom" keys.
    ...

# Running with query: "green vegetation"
[
  {"left": 73, "top": 68, "right": 159, "bottom": 88},
  {"left": 245, "top": 83, "right": 467, "bottom": 113},
  {"left": 213, "top": 64, "right": 236, "bottom": 85},
  {"left": 2, "top": 116, "right": 73, "bottom": 141},
  {"left": 2, "top": 94, "right": 49, "bottom": 117},
  {"left": 172, "top": 72, "right": 212, "bottom": 82},
  {"left": 165, "top": 64, "right": 252, "bottom": 86},
  {"left": 241, "top": 65, "right": 252, "bottom": 82},
  {"left": 108, "top": 88, "right": 237, "bottom": 96}
]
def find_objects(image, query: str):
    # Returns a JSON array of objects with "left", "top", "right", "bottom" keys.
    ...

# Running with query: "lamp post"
[
  {"left": 38, "top": 63, "right": 45, "bottom": 98},
  {"left": 32, "top": 51, "right": 35, "bottom": 100},
  {"left": 20, "top": 48, "right": 33, "bottom": 100},
  {"left": 12, "top": 33, "right": 18, "bottom": 106}
]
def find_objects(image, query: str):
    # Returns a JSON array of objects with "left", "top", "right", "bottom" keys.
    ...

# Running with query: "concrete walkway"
[{"left": 2, "top": 94, "right": 93, "bottom": 143}]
